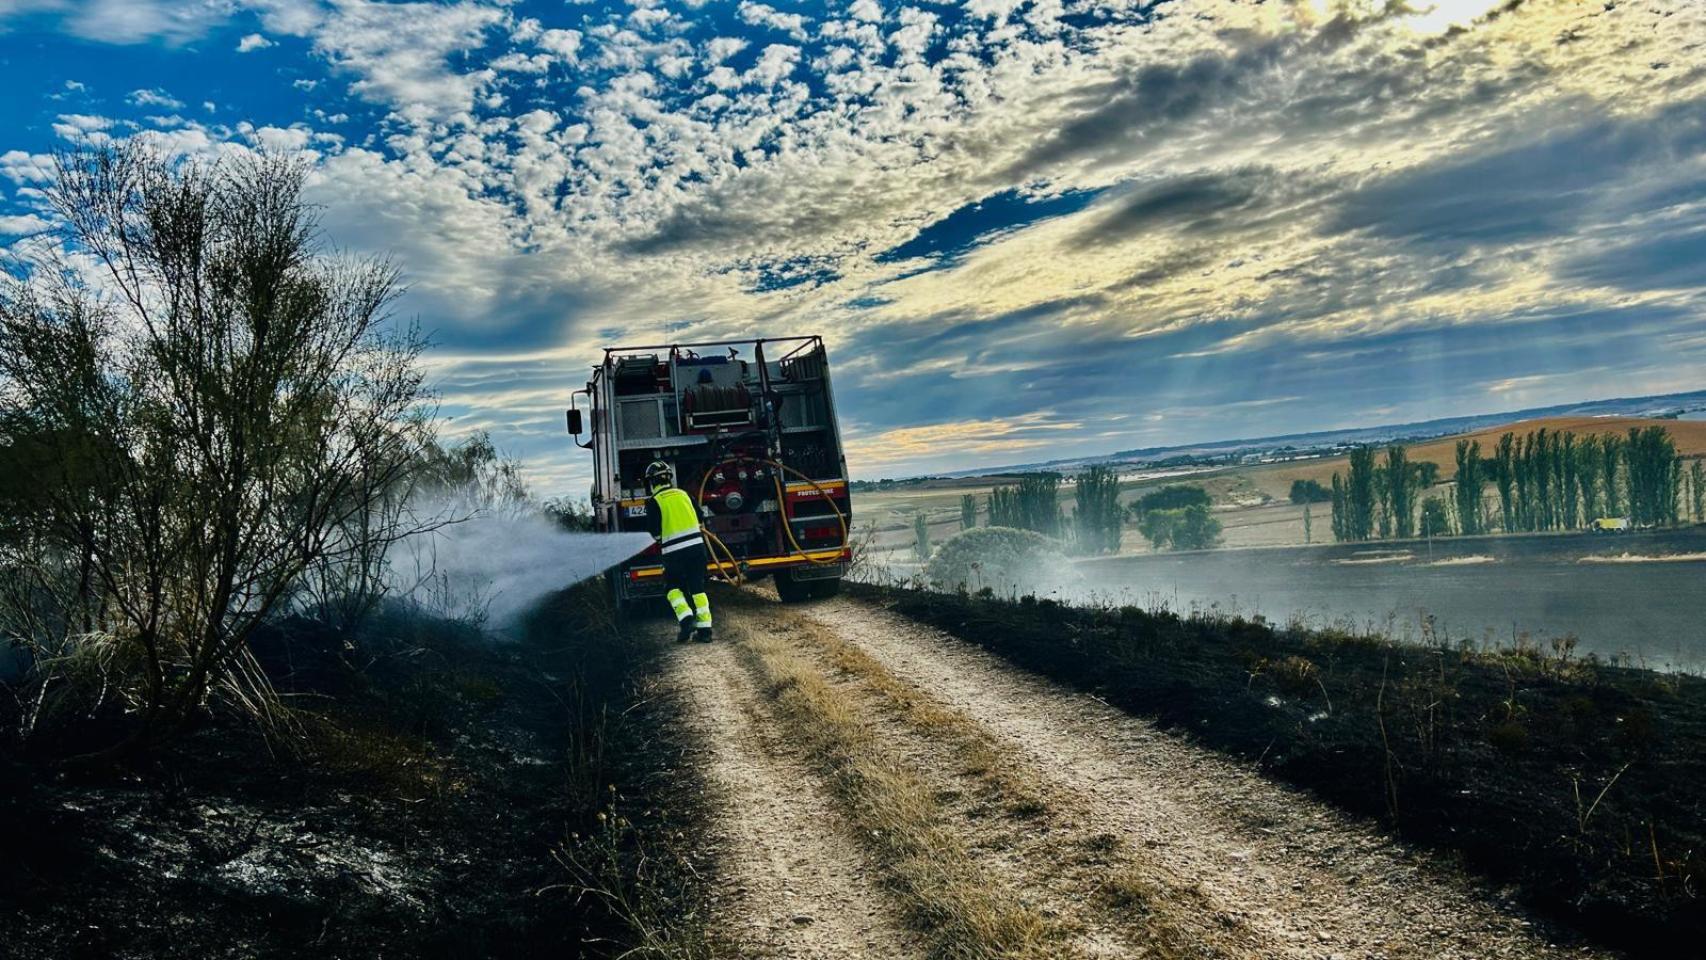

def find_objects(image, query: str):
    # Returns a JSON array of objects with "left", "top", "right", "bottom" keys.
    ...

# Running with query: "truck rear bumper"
[{"left": 618, "top": 548, "right": 849, "bottom": 598}]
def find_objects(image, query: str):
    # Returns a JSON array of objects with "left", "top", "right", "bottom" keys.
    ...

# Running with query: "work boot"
[
  {"left": 676, "top": 619, "right": 695, "bottom": 643},
  {"left": 695, "top": 627, "right": 714, "bottom": 644}
]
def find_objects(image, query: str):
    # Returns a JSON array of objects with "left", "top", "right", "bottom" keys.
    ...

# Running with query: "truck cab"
[{"left": 567, "top": 336, "right": 852, "bottom": 606}]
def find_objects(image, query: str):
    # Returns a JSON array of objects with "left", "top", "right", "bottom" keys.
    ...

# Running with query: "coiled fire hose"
[{"left": 694, "top": 457, "right": 851, "bottom": 584}]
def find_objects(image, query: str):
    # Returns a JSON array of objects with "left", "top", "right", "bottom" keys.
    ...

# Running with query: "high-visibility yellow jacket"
[{"left": 646, "top": 486, "right": 703, "bottom": 553}]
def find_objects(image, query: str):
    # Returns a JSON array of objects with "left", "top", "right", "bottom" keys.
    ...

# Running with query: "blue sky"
[{"left": 3, "top": 0, "right": 1704, "bottom": 492}]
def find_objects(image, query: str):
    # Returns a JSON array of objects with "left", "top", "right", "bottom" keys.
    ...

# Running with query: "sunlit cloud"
[{"left": 2, "top": 0, "right": 1704, "bottom": 487}]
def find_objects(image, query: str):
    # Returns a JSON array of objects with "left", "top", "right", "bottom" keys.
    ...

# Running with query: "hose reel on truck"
[{"left": 567, "top": 336, "right": 853, "bottom": 611}]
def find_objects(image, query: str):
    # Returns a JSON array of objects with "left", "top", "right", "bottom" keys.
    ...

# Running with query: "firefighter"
[{"left": 643, "top": 461, "right": 713, "bottom": 643}]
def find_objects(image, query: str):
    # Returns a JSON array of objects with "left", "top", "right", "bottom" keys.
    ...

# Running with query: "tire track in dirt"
[
  {"left": 777, "top": 595, "right": 1609, "bottom": 960},
  {"left": 750, "top": 598, "right": 1269, "bottom": 960},
  {"left": 662, "top": 635, "right": 928, "bottom": 959}
]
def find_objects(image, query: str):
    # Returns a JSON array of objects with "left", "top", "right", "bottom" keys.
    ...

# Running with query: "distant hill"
[{"left": 943, "top": 390, "right": 1706, "bottom": 479}]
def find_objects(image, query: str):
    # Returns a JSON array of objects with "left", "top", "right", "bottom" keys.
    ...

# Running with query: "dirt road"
[{"left": 663, "top": 590, "right": 1609, "bottom": 959}]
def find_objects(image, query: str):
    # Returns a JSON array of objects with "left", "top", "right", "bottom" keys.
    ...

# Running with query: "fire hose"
[{"left": 694, "top": 457, "right": 850, "bottom": 585}]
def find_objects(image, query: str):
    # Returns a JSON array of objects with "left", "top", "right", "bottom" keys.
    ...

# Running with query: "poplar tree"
[
  {"left": 1492, "top": 433, "right": 1516, "bottom": 532},
  {"left": 1330, "top": 473, "right": 1347, "bottom": 541},
  {"left": 1625, "top": 427, "right": 1678, "bottom": 527},
  {"left": 1560, "top": 432, "right": 1579, "bottom": 529},
  {"left": 1602, "top": 433, "right": 1624, "bottom": 516},
  {"left": 1346, "top": 446, "right": 1377, "bottom": 541},
  {"left": 1575, "top": 435, "right": 1602, "bottom": 521},
  {"left": 1073, "top": 465, "right": 1123, "bottom": 554},
  {"left": 1531, "top": 429, "right": 1551, "bottom": 531},
  {"left": 1453, "top": 439, "right": 1485, "bottom": 536},
  {"left": 1691, "top": 460, "right": 1705, "bottom": 523},
  {"left": 1382, "top": 445, "right": 1416, "bottom": 539}
]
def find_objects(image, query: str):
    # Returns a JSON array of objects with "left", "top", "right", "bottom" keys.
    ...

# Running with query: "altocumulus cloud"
[{"left": 3, "top": 0, "right": 1706, "bottom": 487}]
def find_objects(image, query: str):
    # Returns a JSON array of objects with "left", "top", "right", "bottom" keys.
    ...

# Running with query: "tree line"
[
  {"left": 924, "top": 469, "right": 1214, "bottom": 557},
  {"left": 1329, "top": 425, "right": 1699, "bottom": 542}
]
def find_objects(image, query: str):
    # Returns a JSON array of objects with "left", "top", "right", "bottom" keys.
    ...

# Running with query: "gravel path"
[
  {"left": 786, "top": 595, "right": 1609, "bottom": 960},
  {"left": 663, "top": 636, "right": 927, "bottom": 959},
  {"left": 662, "top": 590, "right": 1612, "bottom": 959}
]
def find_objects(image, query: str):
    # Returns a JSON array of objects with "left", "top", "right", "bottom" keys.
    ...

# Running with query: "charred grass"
[
  {"left": 0, "top": 583, "right": 714, "bottom": 960},
  {"left": 853, "top": 582, "right": 1706, "bottom": 957}
]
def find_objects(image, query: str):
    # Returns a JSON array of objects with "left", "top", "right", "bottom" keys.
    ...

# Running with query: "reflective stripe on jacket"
[{"left": 654, "top": 487, "right": 703, "bottom": 553}]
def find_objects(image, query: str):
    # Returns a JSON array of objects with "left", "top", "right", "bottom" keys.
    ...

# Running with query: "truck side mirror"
[{"left": 566, "top": 409, "right": 583, "bottom": 435}]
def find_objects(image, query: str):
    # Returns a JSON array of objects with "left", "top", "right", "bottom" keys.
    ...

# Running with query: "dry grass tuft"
[
  {"left": 727, "top": 597, "right": 1236, "bottom": 960},
  {"left": 741, "top": 600, "right": 1243, "bottom": 960},
  {"left": 732, "top": 619, "right": 1068, "bottom": 960}
]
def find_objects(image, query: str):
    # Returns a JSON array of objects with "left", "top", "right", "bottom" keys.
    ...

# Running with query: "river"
[{"left": 1078, "top": 528, "right": 1706, "bottom": 672}]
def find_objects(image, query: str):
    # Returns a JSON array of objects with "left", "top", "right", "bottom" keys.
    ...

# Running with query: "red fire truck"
[{"left": 566, "top": 336, "right": 852, "bottom": 610}]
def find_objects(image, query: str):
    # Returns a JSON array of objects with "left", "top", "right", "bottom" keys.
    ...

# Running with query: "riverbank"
[
  {"left": 852, "top": 581, "right": 1706, "bottom": 956},
  {"left": 1077, "top": 527, "right": 1706, "bottom": 670}
]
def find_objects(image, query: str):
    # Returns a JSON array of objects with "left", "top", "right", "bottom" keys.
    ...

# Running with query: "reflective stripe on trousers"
[
  {"left": 666, "top": 588, "right": 692, "bottom": 623},
  {"left": 692, "top": 592, "right": 711, "bottom": 628}
]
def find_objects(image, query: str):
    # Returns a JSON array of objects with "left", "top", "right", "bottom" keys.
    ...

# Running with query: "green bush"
[
  {"left": 1419, "top": 496, "right": 1451, "bottom": 537},
  {"left": 1137, "top": 504, "right": 1222, "bottom": 551},
  {"left": 1132, "top": 484, "right": 1210, "bottom": 516},
  {"left": 1288, "top": 479, "right": 1331, "bottom": 504},
  {"left": 924, "top": 526, "right": 1071, "bottom": 597}
]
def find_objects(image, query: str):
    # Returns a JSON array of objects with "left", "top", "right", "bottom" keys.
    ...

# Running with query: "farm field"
[
  {"left": 855, "top": 415, "right": 1706, "bottom": 561},
  {"left": 1239, "top": 415, "right": 1706, "bottom": 500}
]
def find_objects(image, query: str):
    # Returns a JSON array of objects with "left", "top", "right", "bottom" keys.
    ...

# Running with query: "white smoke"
[{"left": 394, "top": 512, "right": 652, "bottom": 628}]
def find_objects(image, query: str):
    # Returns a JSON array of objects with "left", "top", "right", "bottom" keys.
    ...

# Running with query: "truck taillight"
[{"left": 803, "top": 525, "right": 837, "bottom": 540}]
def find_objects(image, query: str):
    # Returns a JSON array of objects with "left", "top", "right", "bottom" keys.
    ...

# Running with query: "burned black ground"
[
  {"left": 0, "top": 587, "right": 711, "bottom": 960},
  {"left": 854, "top": 582, "right": 1706, "bottom": 958}
]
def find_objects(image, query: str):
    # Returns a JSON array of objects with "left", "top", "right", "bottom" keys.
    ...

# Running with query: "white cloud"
[
  {"left": 747, "top": 43, "right": 799, "bottom": 88},
  {"left": 705, "top": 64, "right": 741, "bottom": 90},
  {"left": 237, "top": 32, "right": 276, "bottom": 52},
  {"left": 0, "top": 151, "right": 54, "bottom": 185},
  {"left": 888, "top": 7, "right": 936, "bottom": 62},
  {"left": 245, "top": 124, "right": 314, "bottom": 152},
  {"left": 313, "top": 0, "right": 504, "bottom": 124},
  {"left": 0, "top": 214, "right": 53, "bottom": 236},
  {"left": 59, "top": 0, "right": 229, "bottom": 44},
  {"left": 629, "top": 6, "right": 671, "bottom": 31},
  {"left": 9, "top": 0, "right": 1706, "bottom": 489},
  {"left": 737, "top": 1, "right": 810, "bottom": 41},
  {"left": 965, "top": 0, "right": 1022, "bottom": 23},
  {"left": 704, "top": 36, "right": 748, "bottom": 62},
  {"left": 493, "top": 52, "right": 553, "bottom": 74},
  {"left": 126, "top": 88, "right": 184, "bottom": 110},
  {"left": 246, "top": 0, "right": 324, "bottom": 36},
  {"left": 510, "top": 16, "right": 541, "bottom": 43},
  {"left": 848, "top": 0, "right": 882, "bottom": 23},
  {"left": 537, "top": 27, "right": 583, "bottom": 62},
  {"left": 50, "top": 113, "right": 115, "bottom": 143}
]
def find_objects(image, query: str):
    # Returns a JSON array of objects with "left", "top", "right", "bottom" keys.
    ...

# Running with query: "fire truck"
[{"left": 566, "top": 336, "right": 852, "bottom": 610}]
